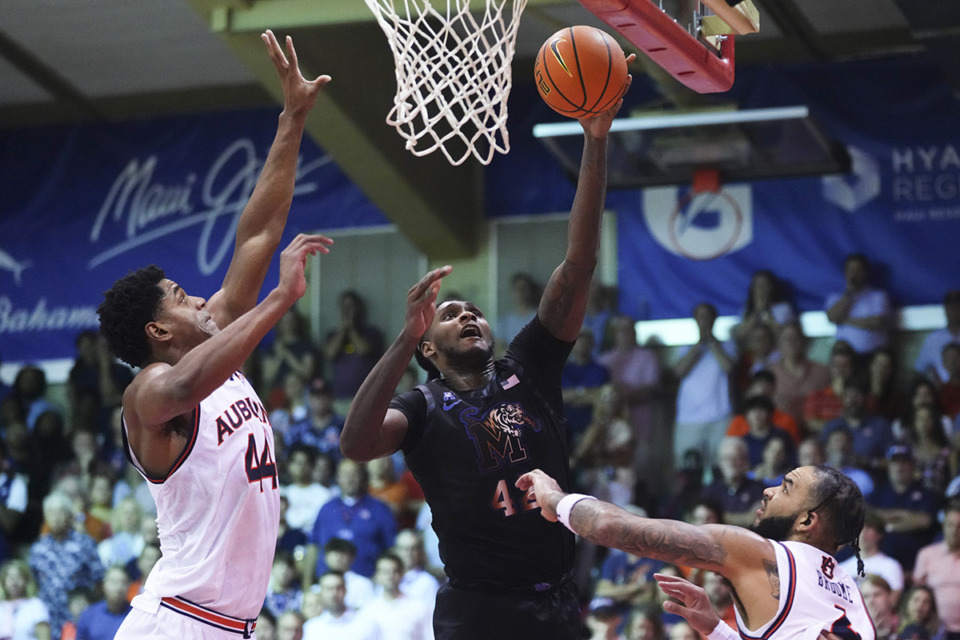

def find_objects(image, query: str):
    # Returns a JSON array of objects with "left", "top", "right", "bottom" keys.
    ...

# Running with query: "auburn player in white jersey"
[
  {"left": 98, "top": 31, "right": 333, "bottom": 639},
  {"left": 518, "top": 465, "right": 875, "bottom": 640}
]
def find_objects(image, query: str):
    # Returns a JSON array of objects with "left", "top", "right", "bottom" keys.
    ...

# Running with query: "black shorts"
[{"left": 432, "top": 576, "right": 582, "bottom": 640}]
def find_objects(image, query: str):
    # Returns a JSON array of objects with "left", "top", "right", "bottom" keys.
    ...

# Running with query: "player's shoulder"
[
  {"left": 125, "top": 361, "right": 172, "bottom": 395},
  {"left": 706, "top": 523, "right": 775, "bottom": 562}
]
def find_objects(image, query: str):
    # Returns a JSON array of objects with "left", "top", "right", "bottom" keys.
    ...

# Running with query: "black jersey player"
[{"left": 339, "top": 64, "right": 636, "bottom": 639}]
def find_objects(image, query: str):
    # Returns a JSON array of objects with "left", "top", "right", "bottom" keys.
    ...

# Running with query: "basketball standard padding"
[{"left": 534, "top": 25, "right": 628, "bottom": 119}]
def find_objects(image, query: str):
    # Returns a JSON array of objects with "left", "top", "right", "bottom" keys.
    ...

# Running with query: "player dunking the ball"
[
  {"left": 517, "top": 465, "right": 876, "bottom": 640},
  {"left": 100, "top": 31, "right": 332, "bottom": 639},
  {"left": 339, "top": 56, "right": 636, "bottom": 639}
]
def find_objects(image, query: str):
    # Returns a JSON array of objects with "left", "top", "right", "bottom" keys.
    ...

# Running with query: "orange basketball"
[{"left": 534, "top": 25, "right": 628, "bottom": 119}]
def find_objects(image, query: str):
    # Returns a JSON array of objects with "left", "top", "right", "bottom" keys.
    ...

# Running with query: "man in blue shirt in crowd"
[
  {"left": 867, "top": 444, "right": 939, "bottom": 573},
  {"left": 306, "top": 458, "right": 396, "bottom": 579},
  {"left": 76, "top": 566, "right": 131, "bottom": 640},
  {"left": 820, "top": 380, "right": 893, "bottom": 474}
]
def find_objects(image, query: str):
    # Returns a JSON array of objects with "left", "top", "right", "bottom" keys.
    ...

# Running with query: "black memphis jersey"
[{"left": 391, "top": 317, "right": 576, "bottom": 588}]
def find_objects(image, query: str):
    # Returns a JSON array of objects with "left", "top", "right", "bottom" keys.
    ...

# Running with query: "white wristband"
[
  {"left": 707, "top": 621, "right": 738, "bottom": 640},
  {"left": 556, "top": 493, "right": 596, "bottom": 533}
]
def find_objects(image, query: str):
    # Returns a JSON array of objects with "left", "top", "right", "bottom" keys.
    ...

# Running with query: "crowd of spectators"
[{"left": 2, "top": 266, "right": 960, "bottom": 640}]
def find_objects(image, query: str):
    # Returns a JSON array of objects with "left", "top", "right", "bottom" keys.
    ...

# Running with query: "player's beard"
[
  {"left": 751, "top": 511, "right": 801, "bottom": 541},
  {"left": 440, "top": 340, "right": 495, "bottom": 371}
]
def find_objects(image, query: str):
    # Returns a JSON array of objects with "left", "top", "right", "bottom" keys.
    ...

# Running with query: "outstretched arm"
[
  {"left": 518, "top": 468, "right": 804, "bottom": 638},
  {"left": 340, "top": 266, "right": 452, "bottom": 462},
  {"left": 538, "top": 60, "right": 634, "bottom": 343},
  {"left": 209, "top": 30, "right": 331, "bottom": 327},
  {"left": 515, "top": 469, "right": 772, "bottom": 575}
]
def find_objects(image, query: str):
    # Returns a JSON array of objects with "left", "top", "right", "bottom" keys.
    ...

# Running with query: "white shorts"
[{"left": 116, "top": 593, "right": 259, "bottom": 640}]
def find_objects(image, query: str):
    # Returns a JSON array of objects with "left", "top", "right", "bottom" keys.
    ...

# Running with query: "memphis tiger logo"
[{"left": 462, "top": 402, "right": 542, "bottom": 472}]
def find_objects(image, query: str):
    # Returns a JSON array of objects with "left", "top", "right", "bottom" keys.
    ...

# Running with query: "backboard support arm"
[{"left": 578, "top": 0, "right": 736, "bottom": 93}]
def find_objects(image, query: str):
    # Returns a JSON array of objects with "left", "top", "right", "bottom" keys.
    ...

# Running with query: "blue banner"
[
  {"left": 3, "top": 53, "right": 958, "bottom": 367},
  {"left": 0, "top": 108, "right": 386, "bottom": 364},
  {"left": 488, "top": 54, "right": 960, "bottom": 321}
]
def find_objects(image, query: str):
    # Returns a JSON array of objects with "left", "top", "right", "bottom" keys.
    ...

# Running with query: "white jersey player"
[
  {"left": 729, "top": 540, "right": 874, "bottom": 639},
  {"left": 518, "top": 465, "right": 876, "bottom": 640},
  {"left": 99, "top": 30, "right": 333, "bottom": 639},
  {"left": 121, "top": 372, "right": 279, "bottom": 633}
]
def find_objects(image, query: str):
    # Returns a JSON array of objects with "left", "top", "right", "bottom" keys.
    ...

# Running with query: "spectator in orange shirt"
[
  {"left": 769, "top": 322, "right": 830, "bottom": 432},
  {"left": 125, "top": 542, "right": 161, "bottom": 602},
  {"left": 803, "top": 342, "right": 858, "bottom": 434},
  {"left": 367, "top": 456, "right": 422, "bottom": 530},
  {"left": 727, "top": 369, "right": 801, "bottom": 444},
  {"left": 732, "top": 395, "right": 795, "bottom": 470}
]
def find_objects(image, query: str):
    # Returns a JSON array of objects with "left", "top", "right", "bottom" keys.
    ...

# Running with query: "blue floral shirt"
[{"left": 29, "top": 530, "right": 104, "bottom": 640}]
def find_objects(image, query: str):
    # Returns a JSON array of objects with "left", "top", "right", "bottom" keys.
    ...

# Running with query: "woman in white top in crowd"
[{"left": 0, "top": 559, "right": 51, "bottom": 640}]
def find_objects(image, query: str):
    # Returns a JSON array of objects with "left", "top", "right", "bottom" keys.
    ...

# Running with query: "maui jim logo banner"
[{"left": 88, "top": 138, "right": 330, "bottom": 274}]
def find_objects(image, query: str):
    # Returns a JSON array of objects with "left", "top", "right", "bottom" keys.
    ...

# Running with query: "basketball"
[{"left": 534, "top": 25, "right": 628, "bottom": 119}]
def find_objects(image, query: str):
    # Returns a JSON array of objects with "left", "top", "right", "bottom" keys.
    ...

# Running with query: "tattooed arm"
[
  {"left": 516, "top": 469, "right": 782, "bottom": 623},
  {"left": 537, "top": 71, "right": 634, "bottom": 343}
]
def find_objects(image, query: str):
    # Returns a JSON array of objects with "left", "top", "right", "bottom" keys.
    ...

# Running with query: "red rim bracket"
[{"left": 579, "top": 0, "right": 736, "bottom": 93}]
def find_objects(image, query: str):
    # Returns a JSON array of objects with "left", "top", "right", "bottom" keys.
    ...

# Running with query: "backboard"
[{"left": 532, "top": 105, "right": 852, "bottom": 188}]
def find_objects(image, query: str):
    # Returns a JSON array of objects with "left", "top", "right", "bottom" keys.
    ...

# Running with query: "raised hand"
[
  {"left": 276, "top": 233, "right": 334, "bottom": 302},
  {"left": 654, "top": 573, "right": 722, "bottom": 636},
  {"left": 402, "top": 266, "right": 452, "bottom": 342},
  {"left": 579, "top": 53, "right": 636, "bottom": 138},
  {"left": 261, "top": 29, "right": 332, "bottom": 118}
]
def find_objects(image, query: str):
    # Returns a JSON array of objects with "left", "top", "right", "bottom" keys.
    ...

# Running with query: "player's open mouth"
[{"left": 460, "top": 324, "right": 481, "bottom": 338}]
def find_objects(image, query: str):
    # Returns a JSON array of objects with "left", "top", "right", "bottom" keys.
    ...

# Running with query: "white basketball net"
[{"left": 365, "top": 0, "right": 527, "bottom": 166}]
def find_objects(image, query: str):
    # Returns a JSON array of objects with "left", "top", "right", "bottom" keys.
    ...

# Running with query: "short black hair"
[
  {"left": 862, "top": 512, "right": 885, "bottom": 534},
  {"left": 376, "top": 551, "right": 404, "bottom": 571},
  {"left": 744, "top": 394, "right": 775, "bottom": 414},
  {"left": 338, "top": 290, "right": 368, "bottom": 322},
  {"left": 273, "top": 549, "right": 296, "bottom": 568},
  {"left": 750, "top": 369, "right": 777, "bottom": 387},
  {"left": 324, "top": 537, "right": 358, "bottom": 556},
  {"left": 287, "top": 444, "right": 319, "bottom": 465},
  {"left": 844, "top": 253, "right": 870, "bottom": 270},
  {"left": 98, "top": 265, "right": 166, "bottom": 368},
  {"left": 689, "top": 496, "right": 725, "bottom": 524},
  {"left": 693, "top": 302, "right": 718, "bottom": 318}
]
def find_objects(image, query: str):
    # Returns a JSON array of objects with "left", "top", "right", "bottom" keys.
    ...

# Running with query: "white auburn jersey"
[
  {"left": 123, "top": 371, "right": 280, "bottom": 619},
  {"left": 735, "top": 540, "right": 876, "bottom": 640}
]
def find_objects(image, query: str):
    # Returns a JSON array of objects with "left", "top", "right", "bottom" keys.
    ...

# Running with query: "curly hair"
[
  {"left": 811, "top": 465, "right": 866, "bottom": 576},
  {"left": 98, "top": 265, "right": 166, "bottom": 368}
]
